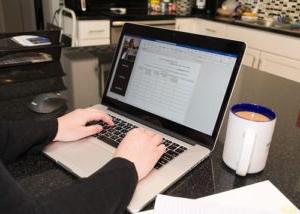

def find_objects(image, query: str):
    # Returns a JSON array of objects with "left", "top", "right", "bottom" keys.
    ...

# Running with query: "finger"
[
  {"left": 81, "top": 125, "right": 103, "bottom": 137},
  {"left": 156, "top": 144, "right": 166, "bottom": 158},
  {"left": 85, "top": 111, "right": 114, "bottom": 126},
  {"left": 144, "top": 129, "right": 156, "bottom": 138},
  {"left": 151, "top": 134, "right": 163, "bottom": 146}
]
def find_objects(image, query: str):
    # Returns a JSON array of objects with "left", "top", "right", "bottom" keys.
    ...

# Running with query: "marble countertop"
[{"left": 7, "top": 65, "right": 300, "bottom": 211}]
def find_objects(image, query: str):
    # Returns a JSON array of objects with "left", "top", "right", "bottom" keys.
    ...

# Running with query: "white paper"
[{"left": 153, "top": 181, "right": 299, "bottom": 214}]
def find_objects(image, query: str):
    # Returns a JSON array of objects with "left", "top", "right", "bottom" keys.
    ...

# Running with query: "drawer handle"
[
  {"left": 262, "top": 57, "right": 300, "bottom": 70},
  {"left": 89, "top": 29, "right": 105, "bottom": 33},
  {"left": 205, "top": 28, "right": 217, "bottom": 33},
  {"left": 247, "top": 53, "right": 256, "bottom": 67}
]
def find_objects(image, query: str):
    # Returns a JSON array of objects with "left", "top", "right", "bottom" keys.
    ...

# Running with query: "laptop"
[{"left": 44, "top": 23, "right": 246, "bottom": 213}]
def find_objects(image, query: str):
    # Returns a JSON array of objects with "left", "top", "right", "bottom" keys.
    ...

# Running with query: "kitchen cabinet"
[
  {"left": 197, "top": 19, "right": 226, "bottom": 38},
  {"left": 175, "top": 18, "right": 199, "bottom": 33},
  {"left": 175, "top": 18, "right": 300, "bottom": 82},
  {"left": 63, "top": 16, "right": 110, "bottom": 47},
  {"left": 175, "top": 18, "right": 226, "bottom": 37},
  {"left": 243, "top": 48, "right": 261, "bottom": 69},
  {"left": 226, "top": 25, "right": 300, "bottom": 61},
  {"left": 259, "top": 52, "right": 300, "bottom": 83}
]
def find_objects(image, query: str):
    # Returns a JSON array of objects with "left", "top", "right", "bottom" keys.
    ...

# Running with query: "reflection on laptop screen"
[{"left": 107, "top": 35, "right": 237, "bottom": 136}]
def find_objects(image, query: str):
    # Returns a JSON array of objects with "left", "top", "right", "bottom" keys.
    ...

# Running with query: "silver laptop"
[{"left": 44, "top": 23, "right": 246, "bottom": 213}]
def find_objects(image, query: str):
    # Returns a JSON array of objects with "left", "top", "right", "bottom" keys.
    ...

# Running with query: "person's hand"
[
  {"left": 114, "top": 128, "right": 165, "bottom": 181},
  {"left": 54, "top": 108, "right": 114, "bottom": 142}
]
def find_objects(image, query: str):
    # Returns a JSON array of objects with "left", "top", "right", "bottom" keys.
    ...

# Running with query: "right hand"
[{"left": 114, "top": 128, "right": 165, "bottom": 181}]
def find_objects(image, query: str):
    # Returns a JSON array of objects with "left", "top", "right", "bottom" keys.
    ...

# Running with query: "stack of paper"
[{"left": 138, "top": 181, "right": 299, "bottom": 214}]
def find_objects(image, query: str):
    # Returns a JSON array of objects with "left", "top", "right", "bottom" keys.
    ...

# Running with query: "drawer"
[
  {"left": 175, "top": 18, "right": 199, "bottom": 33},
  {"left": 243, "top": 48, "right": 261, "bottom": 68},
  {"left": 77, "top": 20, "right": 110, "bottom": 39},
  {"left": 259, "top": 52, "right": 300, "bottom": 83},
  {"left": 226, "top": 24, "right": 300, "bottom": 61},
  {"left": 199, "top": 19, "right": 226, "bottom": 38}
]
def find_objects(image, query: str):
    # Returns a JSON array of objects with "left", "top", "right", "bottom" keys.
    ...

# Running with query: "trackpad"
[{"left": 61, "top": 142, "right": 114, "bottom": 177}]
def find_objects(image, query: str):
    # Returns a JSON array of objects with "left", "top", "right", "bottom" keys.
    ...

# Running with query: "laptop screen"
[{"left": 102, "top": 23, "right": 245, "bottom": 149}]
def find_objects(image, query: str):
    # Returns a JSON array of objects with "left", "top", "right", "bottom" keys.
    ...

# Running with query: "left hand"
[{"left": 53, "top": 108, "right": 114, "bottom": 142}]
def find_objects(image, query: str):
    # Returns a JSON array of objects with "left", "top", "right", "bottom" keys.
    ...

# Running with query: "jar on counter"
[{"left": 176, "top": 0, "right": 193, "bottom": 15}]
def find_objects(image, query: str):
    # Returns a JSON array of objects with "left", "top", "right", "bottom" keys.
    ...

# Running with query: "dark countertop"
[
  {"left": 68, "top": 9, "right": 185, "bottom": 21},
  {"left": 70, "top": 9, "right": 300, "bottom": 38},
  {"left": 7, "top": 65, "right": 300, "bottom": 210},
  {"left": 203, "top": 15, "right": 300, "bottom": 38}
]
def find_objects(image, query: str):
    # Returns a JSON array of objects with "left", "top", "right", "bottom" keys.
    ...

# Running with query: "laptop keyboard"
[{"left": 90, "top": 115, "right": 188, "bottom": 170}]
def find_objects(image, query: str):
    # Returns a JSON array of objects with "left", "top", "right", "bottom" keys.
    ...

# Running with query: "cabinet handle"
[
  {"left": 258, "top": 58, "right": 261, "bottom": 69},
  {"left": 263, "top": 57, "right": 300, "bottom": 70},
  {"left": 247, "top": 53, "right": 256, "bottom": 68},
  {"left": 205, "top": 28, "right": 217, "bottom": 33},
  {"left": 89, "top": 29, "right": 105, "bottom": 33}
]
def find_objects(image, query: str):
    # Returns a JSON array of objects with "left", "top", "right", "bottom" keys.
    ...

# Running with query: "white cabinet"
[
  {"left": 63, "top": 16, "right": 110, "bottom": 46},
  {"left": 243, "top": 48, "right": 261, "bottom": 68},
  {"left": 175, "top": 18, "right": 226, "bottom": 38},
  {"left": 175, "top": 17, "right": 300, "bottom": 82},
  {"left": 175, "top": 18, "right": 199, "bottom": 33},
  {"left": 226, "top": 24, "right": 300, "bottom": 82},
  {"left": 226, "top": 25, "right": 300, "bottom": 61},
  {"left": 259, "top": 52, "right": 300, "bottom": 83},
  {"left": 197, "top": 19, "right": 226, "bottom": 38}
]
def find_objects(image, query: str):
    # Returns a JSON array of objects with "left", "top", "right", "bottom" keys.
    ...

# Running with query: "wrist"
[{"left": 53, "top": 118, "right": 61, "bottom": 141}]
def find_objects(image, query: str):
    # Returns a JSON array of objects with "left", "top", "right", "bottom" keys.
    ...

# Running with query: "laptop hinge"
[{"left": 107, "top": 107, "right": 200, "bottom": 146}]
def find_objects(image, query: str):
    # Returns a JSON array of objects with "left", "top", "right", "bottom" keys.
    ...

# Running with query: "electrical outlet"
[{"left": 297, "top": 110, "right": 300, "bottom": 128}]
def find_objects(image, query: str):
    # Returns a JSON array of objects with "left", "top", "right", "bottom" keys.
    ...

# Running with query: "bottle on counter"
[{"left": 161, "top": 0, "right": 169, "bottom": 13}]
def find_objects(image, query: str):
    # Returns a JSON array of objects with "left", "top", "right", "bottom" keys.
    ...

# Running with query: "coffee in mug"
[
  {"left": 235, "top": 111, "right": 270, "bottom": 122},
  {"left": 222, "top": 103, "right": 277, "bottom": 176}
]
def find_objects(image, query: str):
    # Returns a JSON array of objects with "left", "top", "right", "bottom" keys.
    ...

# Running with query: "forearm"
[
  {"left": 0, "top": 119, "right": 58, "bottom": 164},
  {"left": 0, "top": 158, "right": 138, "bottom": 214},
  {"left": 38, "top": 158, "right": 138, "bottom": 214}
]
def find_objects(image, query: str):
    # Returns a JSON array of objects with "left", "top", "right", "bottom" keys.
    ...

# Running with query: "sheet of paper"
[{"left": 154, "top": 181, "right": 299, "bottom": 214}]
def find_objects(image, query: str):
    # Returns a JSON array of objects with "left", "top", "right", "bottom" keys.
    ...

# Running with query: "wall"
[
  {"left": 42, "top": 0, "right": 63, "bottom": 26},
  {"left": 0, "top": 0, "right": 5, "bottom": 33},
  {"left": 241, "top": 0, "right": 300, "bottom": 22},
  {"left": 0, "top": 0, "right": 36, "bottom": 33}
]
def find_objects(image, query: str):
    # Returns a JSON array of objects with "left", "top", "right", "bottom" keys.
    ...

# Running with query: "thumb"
[{"left": 81, "top": 125, "right": 103, "bottom": 138}]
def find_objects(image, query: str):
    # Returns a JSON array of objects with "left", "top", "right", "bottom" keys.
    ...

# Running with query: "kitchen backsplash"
[{"left": 241, "top": 0, "right": 300, "bottom": 22}]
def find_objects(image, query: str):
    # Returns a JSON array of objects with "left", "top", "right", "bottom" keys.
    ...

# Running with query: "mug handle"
[{"left": 236, "top": 129, "right": 256, "bottom": 176}]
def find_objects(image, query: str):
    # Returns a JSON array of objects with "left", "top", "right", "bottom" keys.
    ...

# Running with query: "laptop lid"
[{"left": 102, "top": 23, "right": 246, "bottom": 150}]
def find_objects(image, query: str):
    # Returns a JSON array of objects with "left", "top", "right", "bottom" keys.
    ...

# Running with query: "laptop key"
[
  {"left": 172, "top": 143, "right": 180, "bottom": 147},
  {"left": 162, "top": 153, "right": 173, "bottom": 161},
  {"left": 163, "top": 140, "right": 171, "bottom": 146},
  {"left": 158, "top": 158, "right": 168, "bottom": 165},
  {"left": 168, "top": 144, "right": 177, "bottom": 151},
  {"left": 110, "top": 135, "right": 118, "bottom": 141},
  {"left": 179, "top": 146, "right": 187, "bottom": 150},
  {"left": 154, "top": 163, "right": 162, "bottom": 169},
  {"left": 100, "top": 130, "right": 107, "bottom": 135},
  {"left": 121, "top": 129, "right": 128, "bottom": 133},
  {"left": 166, "top": 150, "right": 178, "bottom": 157},
  {"left": 175, "top": 148, "right": 185, "bottom": 154},
  {"left": 97, "top": 135, "right": 118, "bottom": 148}
]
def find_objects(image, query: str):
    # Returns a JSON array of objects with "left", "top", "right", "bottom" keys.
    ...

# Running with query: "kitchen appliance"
[
  {"left": 196, "top": 0, "right": 206, "bottom": 9},
  {"left": 193, "top": 0, "right": 219, "bottom": 16}
]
